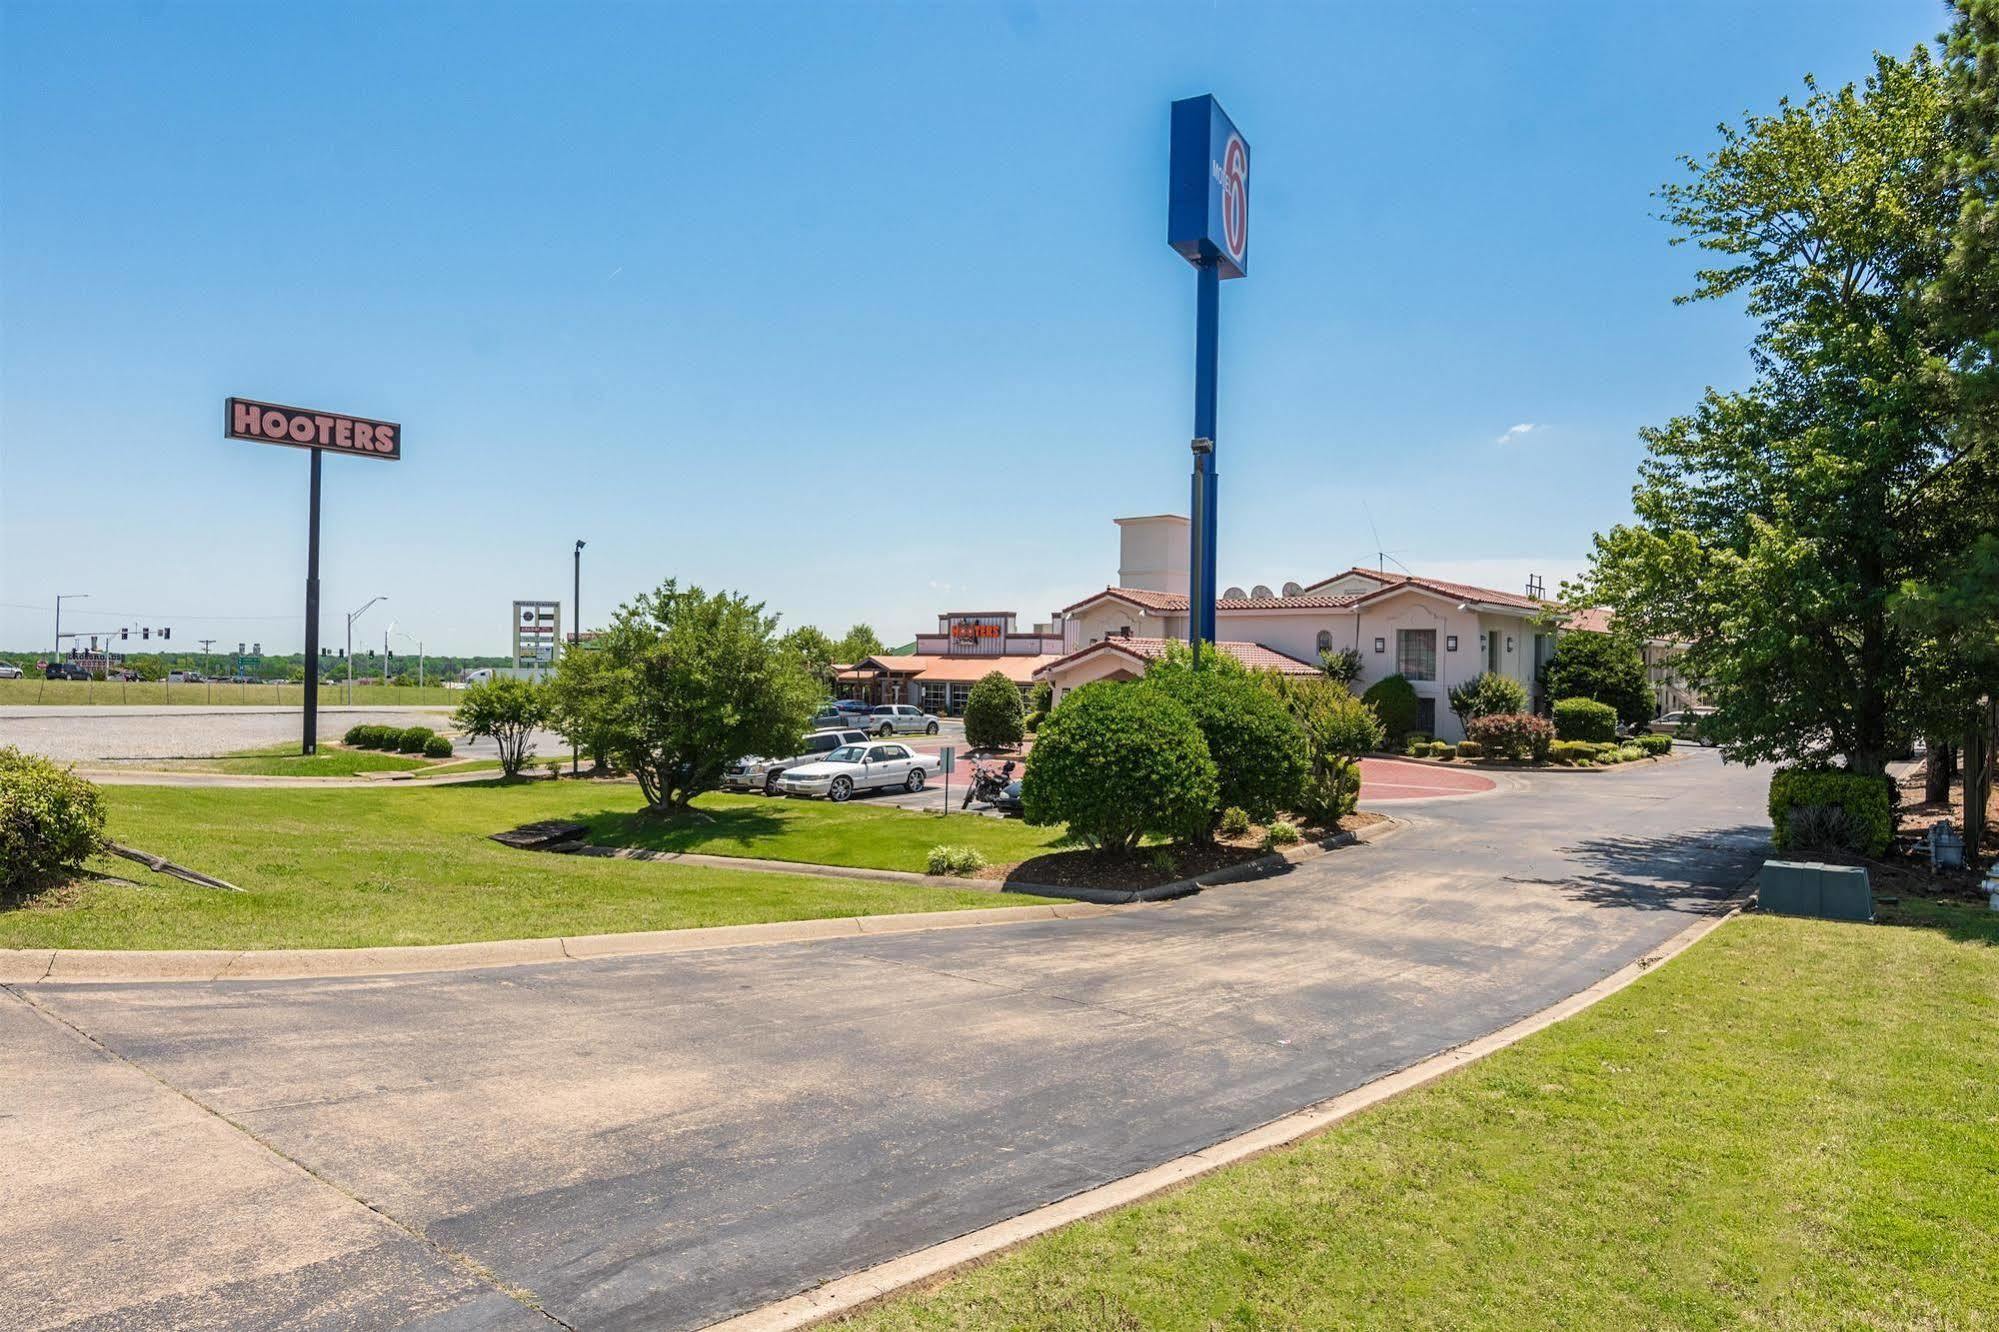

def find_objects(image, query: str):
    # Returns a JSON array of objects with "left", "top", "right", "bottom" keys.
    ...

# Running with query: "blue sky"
[{"left": 0, "top": 0, "right": 1948, "bottom": 656}]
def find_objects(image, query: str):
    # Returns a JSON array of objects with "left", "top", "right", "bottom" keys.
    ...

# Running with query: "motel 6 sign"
[{"left": 1168, "top": 94, "right": 1250, "bottom": 279}]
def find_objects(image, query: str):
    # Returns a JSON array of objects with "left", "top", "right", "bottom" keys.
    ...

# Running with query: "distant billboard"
[
  {"left": 226, "top": 397, "right": 401, "bottom": 461},
  {"left": 513, "top": 600, "right": 561, "bottom": 672}
]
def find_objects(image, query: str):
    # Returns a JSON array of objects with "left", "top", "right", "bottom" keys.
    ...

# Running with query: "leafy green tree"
[
  {"left": 1576, "top": 49, "right": 1978, "bottom": 776},
  {"left": 589, "top": 579, "right": 820, "bottom": 810},
  {"left": 782, "top": 625, "right": 838, "bottom": 684},
  {"left": 1541, "top": 633, "right": 1651, "bottom": 727},
  {"left": 546, "top": 642, "right": 624, "bottom": 771},
  {"left": 1141, "top": 645, "right": 1307, "bottom": 831},
  {"left": 1446, "top": 671, "right": 1530, "bottom": 732},
  {"left": 1264, "top": 674, "right": 1384, "bottom": 824},
  {"left": 834, "top": 624, "right": 885, "bottom": 664},
  {"left": 1360, "top": 674, "right": 1420, "bottom": 743},
  {"left": 1319, "top": 647, "right": 1364, "bottom": 688},
  {"left": 962, "top": 670, "right": 1025, "bottom": 750},
  {"left": 1020, "top": 682, "right": 1217, "bottom": 854},
  {"left": 451, "top": 677, "right": 547, "bottom": 777}
]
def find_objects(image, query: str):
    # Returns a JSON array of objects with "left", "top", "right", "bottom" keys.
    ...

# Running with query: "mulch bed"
[{"left": 976, "top": 812, "right": 1388, "bottom": 893}]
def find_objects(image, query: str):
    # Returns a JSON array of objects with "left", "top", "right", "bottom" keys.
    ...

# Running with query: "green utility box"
[{"left": 1760, "top": 860, "right": 1873, "bottom": 922}]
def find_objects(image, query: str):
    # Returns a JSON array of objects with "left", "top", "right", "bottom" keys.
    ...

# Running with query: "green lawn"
[
  {"left": 845, "top": 908, "right": 1999, "bottom": 1332},
  {"left": 158, "top": 743, "right": 432, "bottom": 776},
  {"left": 0, "top": 678, "right": 458, "bottom": 707},
  {"left": 1, "top": 782, "right": 1055, "bottom": 951},
  {"left": 580, "top": 789, "right": 1071, "bottom": 873}
]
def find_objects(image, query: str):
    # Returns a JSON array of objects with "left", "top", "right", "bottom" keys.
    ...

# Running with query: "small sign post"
[
  {"left": 939, "top": 745, "right": 956, "bottom": 816},
  {"left": 1167, "top": 95, "right": 1250, "bottom": 662},
  {"left": 225, "top": 397, "right": 401, "bottom": 753}
]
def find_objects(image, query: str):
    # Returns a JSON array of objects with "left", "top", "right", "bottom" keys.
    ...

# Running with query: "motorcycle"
[{"left": 961, "top": 758, "right": 1016, "bottom": 810}]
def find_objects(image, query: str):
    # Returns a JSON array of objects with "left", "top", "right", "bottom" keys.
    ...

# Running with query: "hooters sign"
[
  {"left": 225, "top": 397, "right": 401, "bottom": 461},
  {"left": 1167, "top": 94, "right": 1250, "bottom": 280}
]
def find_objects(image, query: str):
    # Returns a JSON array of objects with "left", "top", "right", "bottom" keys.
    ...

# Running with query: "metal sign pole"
[
  {"left": 303, "top": 450, "right": 322, "bottom": 754},
  {"left": 1190, "top": 260, "right": 1219, "bottom": 660}
]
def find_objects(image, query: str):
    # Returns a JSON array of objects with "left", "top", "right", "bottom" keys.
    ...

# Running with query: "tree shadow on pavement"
[{"left": 1511, "top": 824, "right": 1773, "bottom": 914}]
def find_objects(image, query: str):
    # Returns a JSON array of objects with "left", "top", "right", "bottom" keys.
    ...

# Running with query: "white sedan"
[
  {"left": 778, "top": 742, "right": 935, "bottom": 802},
  {"left": 0, "top": 663, "right": 21, "bottom": 679}
]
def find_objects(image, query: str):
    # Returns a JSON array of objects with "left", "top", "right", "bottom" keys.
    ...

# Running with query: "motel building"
[
  {"left": 1035, "top": 515, "right": 1562, "bottom": 744},
  {"left": 834, "top": 612, "right": 1065, "bottom": 716}
]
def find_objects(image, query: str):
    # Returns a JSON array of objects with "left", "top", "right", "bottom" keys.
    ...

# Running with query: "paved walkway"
[{"left": 1, "top": 751, "right": 1772, "bottom": 1330}]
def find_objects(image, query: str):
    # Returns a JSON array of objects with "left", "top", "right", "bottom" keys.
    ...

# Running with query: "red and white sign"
[
  {"left": 225, "top": 397, "right": 401, "bottom": 461},
  {"left": 1220, "top": 134, "right": 1248, "bottom": 264}
]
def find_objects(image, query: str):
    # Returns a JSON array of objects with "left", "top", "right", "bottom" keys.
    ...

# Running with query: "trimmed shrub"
[
  {"left": 1552, "top": 696, "right": 1620, "bottom": 743},
  {"left": 1020, "top": 681, "right": 1218, "bottom": 853},
  {"left": 925, "top": 845, "right": 989, "bottom": 876},
  {"left": 1029, "top": 680, "right": 1053, "bottom": 717},
  {"left": 1466, "top": 712, "right": 1554, "bottom": 762},
  {"left": 1361, "top": 674, "right": 1420, "bottom": 744},
  {"left": 1405, "top": 739, "right": 1431, "bottom": 758},
  {"left": 1262, "top": 820, "right": 1302, "bottom": 849},
  {"left": 1456, "top": 740, "right": 1483, "bottom": 759},
  {"left": 963, "top": 670, "right": 1025, "bottom": 750},
  {"left": 1616, "top": 744, "right": 1646, "bottom": 762},
  {"left": 1023, "top": 711, "right": 1047, "bottom": 734},
  {"left": 0, "top": 747, "right": 106, "bottom": 898},
  {"left": 1427, "top": 740, "right": 1453, "bottom": 759},
  {"left": 1143, "top": 653, "right": 1307, "bottom": 828},
  {"left": 1549, "top": 740, "right": 1596, "bottom": 765},
  {"left": 1635, "top": 732, "right": 1673, "bottom": 756},
  {"left": 1219, "top": 806, "right": 1252, "bottom": 837},
  {"left": 422, "top": 735, "right": 454, "bottom": 758},
  {"left": 1447, "top": 671, "right": 1529, "bottom": 730},
  {"left": 397, "top": 726, "right": 435, "bottom": 753},
  {"left": 342, "top": 723, "right": 372, "bottom": 746},
  {"left": 1768, "top": 767, "right": 1893, "bottom": 857}
]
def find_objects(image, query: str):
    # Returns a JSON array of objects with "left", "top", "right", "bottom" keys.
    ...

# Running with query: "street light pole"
[
  {"left": 53, "top": 593, "right": 88, "bottom": 664},
  {"left": 345, "top": 595, "right": 386, "bottom": 706},
  {"left": 572, "top": 539, "right": 585, "bottom": 775}
]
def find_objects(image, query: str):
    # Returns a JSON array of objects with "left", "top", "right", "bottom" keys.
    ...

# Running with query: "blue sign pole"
[{"left": 1167, "top": 95, "right": 1248, "bottom": 663}]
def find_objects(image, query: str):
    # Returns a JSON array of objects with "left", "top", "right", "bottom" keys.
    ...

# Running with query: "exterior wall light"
[
  {"left": 1373, "top": 637, "right": 1386, "bottom": 654},
  {"left": 1506, "top": 636, "right": 1515, "bottom": 653},
  {"left": 1446, "top": 635, "right": 1458, "bottom": 652}
]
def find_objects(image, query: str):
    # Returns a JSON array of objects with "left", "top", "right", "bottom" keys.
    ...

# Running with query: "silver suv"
[{"left": 868, "top": 704, "right": 940, "bottom": 737}]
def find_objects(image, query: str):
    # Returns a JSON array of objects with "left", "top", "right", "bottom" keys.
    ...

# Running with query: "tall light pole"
[
  {"left": 395, "top": 628, "right": 425, "bottom": 689},
  {"left": 346, "top": 595, "right": 386, "bottom": 705},
  {"left": 572, "top": 539, "right": 585, "bottom": 775},
  {"left": 53, "top": 593, "right": 88, "bottom": 663}
]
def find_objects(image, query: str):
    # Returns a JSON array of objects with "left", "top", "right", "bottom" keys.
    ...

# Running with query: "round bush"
[
  {"left": 962, "top": 670, "right": 1025, "bottom": 750},
  {"left": 342, "top": 723, "right": 372, "bottom": 746},
  {"left": 925, "top": 844, "right": 989, "bottom": 876},
  {"left": 1219, "top": 806, "right": 1252, "bottom": 837},
  {"left": 1456, "top": 740, "right": 1483, "bottom": 759},
  {"left": 0, "top": 747, "right": 106, "bottom": 898},
  {"left": 1552, "top": 697, "right": 1620, "bottom": 743},
  {"left": 1466, "top": 713, "right": 1555, "bottom": 762},
  {"left": 1020, "top": 682, "right": 1217, "bottom": 854},
  {"left": 422, "top": 735, "right": 454, "bottom": 758},
  {"left": 1361, "top": 675, "right": 1419, "bottom": 743},
  {"left": 397, "top": 726, "right": 435, "bottom": 753},
  {"left": 1635, "top": 732, "right": 1673, "bottom": 756},
  {"left": 1143, "top": 663, "right": 1307, "bottom": 827},
  {"left": 1262, "top": 820, "right": 1302, "bottom": 849}
]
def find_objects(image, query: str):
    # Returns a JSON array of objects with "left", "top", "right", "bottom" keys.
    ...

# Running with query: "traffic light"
[
  {"left": 252, "top": 643, "right": 261, "bottom": 656},
  {"left": 120, "top": 628, "right": 128, "bottom": 641},
  {"left": 161, "top": 627, "right": 170, "bottom": 641},
  {"left": 142, "top": 627, "right": 150, "bottom": 641}
]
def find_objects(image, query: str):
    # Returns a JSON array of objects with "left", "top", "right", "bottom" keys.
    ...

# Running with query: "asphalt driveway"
[{"left": 0, "top": 751, "right": 1773, "bottom": 1331}]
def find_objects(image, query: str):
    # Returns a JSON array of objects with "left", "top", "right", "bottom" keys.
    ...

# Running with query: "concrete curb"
[
  {"left": 0, "top": 901, "right": 1131, "bottom": 986},
  {"left": 1369, "top": 748, "right": 1691, "bottom": 774},
  {"left": 700, "top": 878, "right": 1754, "bottom": 1332}
]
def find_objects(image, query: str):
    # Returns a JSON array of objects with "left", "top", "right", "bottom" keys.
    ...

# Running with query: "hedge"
[
  {"left": 1550, "top": 740, "right": 1597, "bottom": 765},
  {"left": 1552, "top": 696, "right": 1619, "bottom": 743},
  {"left": 397, "top": 726, "right": 436, "bottom": 753},
  {"left": 1466, "top": 712, "right": 1554, "bottom": 762},
  {"left": 1635, "top": 732, "right": 1673, "bottom": 756},
  {"left": 0, "top": 747, "right": 106, "bottom": 898},
  {"left": 1769, "top": 767, "right": 1894, "bottom": 857},
  {"left": 1456, "top": 740, "right": 1483, "bottom": 759}
]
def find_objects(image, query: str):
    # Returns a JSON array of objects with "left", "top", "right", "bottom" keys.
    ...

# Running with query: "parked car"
[
  {"left": 867, "top": 703, "right": 941, "bottom": 737},
  {"left": 167, "top": 670, "right": 204, "bottom": 683},
  {"left": 1647, "top": 708, "right": 1716, "bottom": 745},
  {"left": 45, "top": 662, "right": 89, "bottom": 681},
  {"left": 778, "top": 742, "right": 935, "bottom": 802},
  {"left": 0, "top": 662, "right": 21, "bottom": 679},
  {"left": 722, "top": 727, "right": 870, "bottom": 795}
]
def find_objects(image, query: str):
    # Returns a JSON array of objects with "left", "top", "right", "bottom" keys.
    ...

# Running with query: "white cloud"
[{"left": 1494, "top": 422, "right": 1538, "bottom": 445}]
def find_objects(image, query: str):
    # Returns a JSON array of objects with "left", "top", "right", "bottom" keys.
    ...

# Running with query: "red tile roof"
[
  {"left": 1033, "top": 637, "right": 1321, "bottom": 680},
  {"left": 1057, "top": 586, "right": 1361, "bottom": 616},
  {"left": 1308, "top": 568, "right": 1549, "bottom": 612}
]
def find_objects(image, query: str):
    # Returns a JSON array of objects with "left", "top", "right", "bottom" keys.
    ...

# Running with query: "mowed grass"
[
  {"left": 0, "top": 678, "right": 458, "bottom": 707},
  {"left": 845, "top": 909, "right": 1999, "bottom": 1332},
  {"left": 581, "top": 789, "right": 1071, "bottom": 873},
  {"left": 0, "top": 781, "right": 1056, "bottom": 951},
  {"left": 161, "top": 743, "right": 431, "bottom": 776}
]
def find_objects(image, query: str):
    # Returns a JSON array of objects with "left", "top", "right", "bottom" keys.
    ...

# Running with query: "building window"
[
  {"left": 920, "top": 681, "right": 949, "bottom": 714},
  {"left": 1373, "top": 637, "right": 1386, "bottom": 654},
  {"left": 1415, "top": 696, "right": 1437, "bottom": 736},
  {"left": 1396, "top": 629, "right": 1437, "bottom": 681},
  {"left": 1316, "top": 630, "right": 1333, "bottom": 655}
]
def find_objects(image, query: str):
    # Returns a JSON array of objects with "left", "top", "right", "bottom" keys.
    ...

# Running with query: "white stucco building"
[{"left": 1037, "top": 516, "right": 1561, "bottom": 743}]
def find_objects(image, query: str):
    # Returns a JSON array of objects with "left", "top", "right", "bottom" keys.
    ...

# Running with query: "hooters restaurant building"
[{"left": 834, "top": 612, "right": 1064, "bottom": 715}]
